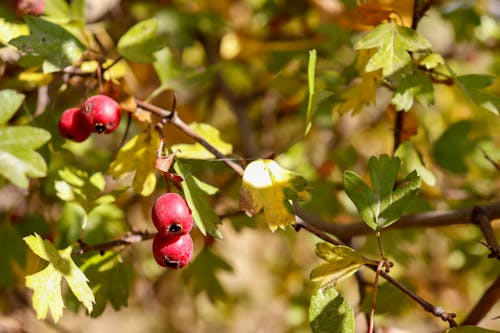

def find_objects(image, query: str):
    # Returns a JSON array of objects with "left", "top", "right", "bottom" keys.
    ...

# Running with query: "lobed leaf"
[
  {"left": 343, "top": 171, "right": 377, "bottom": 230},
  {"left": 391, "top": 70, "right": 434, "bottom": 111},
  {"left": 309, "top": 286, "right": 355, "bottom": 333},
  {"left": 9, "top": 16, "right": 85, "bottom": 73},
  {"left": 171, "top": 123, "right": 233, "bottom": 160},
  {"left": 395, "top": 141, "right": 436, "bottom": 186},
  {"left": 240, "top": 159, "right": 310, "bottom": 231},
  {"left": 354, "top": 22, "right": 431, "bottom": 77},
  {"left": 24, "top": 234, "right": 95, "bottom": 322}
]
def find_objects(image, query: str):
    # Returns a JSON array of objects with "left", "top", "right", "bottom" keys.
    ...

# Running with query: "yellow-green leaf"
[
  {"left": 171, "top": 122, "right": 233, "bottom": 160},
  {"left": 23, "top": 234, "right": 95, "bottom": 322},
  {"left": 109, "top": 132, "right": 159, "bottom": 196},
  {"left": 240, "top": 159, "right": 310, "bottom": 231}
]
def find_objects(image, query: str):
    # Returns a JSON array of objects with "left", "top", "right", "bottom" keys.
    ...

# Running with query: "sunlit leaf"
[
  {"left": 240, "top": 159, "right": 310, "bottom": 231},
  {"left": 354, "top": 22, "right": 431, "bottom": 76},
  {"left": 309, "top": 286, "right": 355, "bottom": 333},
  {"left": 419, "top": 53, "right": 444, "bottom": 70},
  {"left": 396, "top": 141, "right": 436, "bottom": 186},
  {"left": 171, "top": 123, "right": 233, "bottom": 160},
  {"left": 0, "top": 18, "right": 28, "bottom": 45},
  {"left": 305, "top": 49, "right": 317, "bottom": 135},
  {"left": 174, "top": 160, "right": 222, "bottom": 238},
  {"left": 0, "top": 126, "right": 51, "bottom": 189},
  {"left": 109, "top": 132, "right": 159, "bottom": 196},
  {"left": 24, "top": 234, "right": 95, "bottom": 322},
  {"left": 457, "top": 74, "right": 499, "bottom": 115},
  {"left": 0, "top": 89, "right": 25, "bottom": 125},
  {"left": 9, "top": 16, "right": 85, "bottom": 73},
  {"left": 310, "top": 243, "right": 369, "bottom": 282},
  {"left": 117, "top": 18, "right": 167, "bottom": 63}
]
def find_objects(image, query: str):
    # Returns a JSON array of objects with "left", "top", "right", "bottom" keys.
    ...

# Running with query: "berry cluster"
[
  {"left": 151, "top": 193, "right": 194, "bottom": 269},
  {"left": 58, "top": 95, "right": 121, "bottom": 142}
]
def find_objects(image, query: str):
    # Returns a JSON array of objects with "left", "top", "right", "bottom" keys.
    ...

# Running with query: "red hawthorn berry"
[
  {"left": 58, "top": 107, "right": 92, "bottom": 142},
  {"left": 81, "top": 95, "right": 121, "bottom": 134},
  {"left": 152, "top": 193, "right": 193, "bottom": 238},
  {"left": 152, "top": 233, "right": 193, "bottom": 269},
  {"left": 16, "top": 0, "right": 45, "bottom": 17}
]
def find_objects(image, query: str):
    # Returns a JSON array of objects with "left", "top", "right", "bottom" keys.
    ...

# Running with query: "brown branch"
[
  {"left": 462, "top": 274, "right": 500, "bottom": 325},
  {"left": 73, "top": 231, "right": 156, "bottom": 255},
  {"left": 295, "top": 202, "right": 500, "bottom": 241},
  {"left": 393, "top": 110, "right": 404, "bottom": 154},
  {"left": 480, "top": 147, "right": 500, "bottom": 172},
  {"left": 472, "top": 206, "right": 500, "bottom": 260},
  {"left": 411, "top": 0, "right": 433, "bottom": 30}
]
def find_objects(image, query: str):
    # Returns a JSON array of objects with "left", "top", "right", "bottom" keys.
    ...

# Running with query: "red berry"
[
  {"left": 16, "top": 0, "right": 45, "bottom": 17},
  {"left": 152, "top": 193, "right": 193, "bottom": 237},
  {"left": 152, "top": 233, "right": 193, "bottom": 269},
  {"left": 58, "top": 107, "right": 92, "bottom": 142},
  {"left": 81, "top": 95, "right": 121, "bottom": 134}
]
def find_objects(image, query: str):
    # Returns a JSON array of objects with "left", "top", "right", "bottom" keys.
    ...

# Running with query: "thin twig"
[
  {"left": 472, "top": 206, "right": 500, "bottom": 259},
  {"left": 369, "top": 261, "right": 385, "bottom": 333},
  {"left": 462, "top": 274, "right": 500, "bottom": 325},
  {"left": 73, "top": 231, "right": 156, "bottom": 255},
  {"left": 479, "top": 147, "right": 500, "bottom": 172}
]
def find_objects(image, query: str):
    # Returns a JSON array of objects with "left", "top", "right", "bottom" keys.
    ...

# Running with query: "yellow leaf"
[{"left": 240, "top": 159, "right": 310, "bottom": 231}]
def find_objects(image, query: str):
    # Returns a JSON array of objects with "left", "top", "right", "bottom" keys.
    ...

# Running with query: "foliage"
[{"left": 0, "top": 0, "right": 498, "bottom": 332}]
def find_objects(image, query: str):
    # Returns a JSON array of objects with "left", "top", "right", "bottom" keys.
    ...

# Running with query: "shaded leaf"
[
  {"left": 391, "top": 70, "right": 434, "bottom": 111},
  {"left": 432, "top": 120, "right": 474, "bottom": 174},
  {"left": 9, "top": 16, "right": 85, "bottom": 73},
  {"left": 354, "top": 22, "right": 431, "bottom": 76},
  {"left": 457, "top": 74, "right": 499, "bottom": 115},
  {"left": 240, "top": 159, "right": 310, "bottom": 231},
  {"left": 174, "top": 160, "right": 222, "bottom": 238},
  {"left": 24, "top": 234, "right": 95, "bottom": 322},
  {"left": 310, "top": 243, "right": 369, "bottom": 282},
  {"left": 309, "top": 286, "right": 355, "bottom": 333},
  {"left": 0, "top": 126, "right": 51, "bottom": 188},
  {"left": 343, "top": 171, "right": 377, "bottom": 230},
  {"left": 79, "top": 251, "right": 129, "bottom": 317},
  {"left": 171, "top": 123, "right": 233, "bottom": 160},
  {"left": 0, "top": 222, "right": 26, "bottom": 288},
  {"left": 182, "top": 248, "right": 232, "bottom": 302},
  {"left": 109, "top": 132, "right": 159, "bottom": 196},
  {"left": 117, "top": 18, "right": 166, "bottom": 63}
]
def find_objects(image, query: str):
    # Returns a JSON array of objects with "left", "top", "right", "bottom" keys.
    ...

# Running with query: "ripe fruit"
[
  {"left": 58, "top": 107, "right": 92, "bottom": 142},
  {"left": 152, "top": 233, "right": 193, "bottom": 269},
  {"left": 81, "top": 95, "right": 121, "bottom": 134},
  {"left": 152, "top": 193, "right": 193, "bottom": 238},
  {"left": 16, "top": 0, "right": 45, "bottom": 17}
]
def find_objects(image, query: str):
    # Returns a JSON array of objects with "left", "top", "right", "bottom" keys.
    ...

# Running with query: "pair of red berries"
[
  {"left": 58, "top": 95, "right": 121, "bottom": 142},
  {"left": 151, "top": 193, "right": 194, "bottom": 269}
]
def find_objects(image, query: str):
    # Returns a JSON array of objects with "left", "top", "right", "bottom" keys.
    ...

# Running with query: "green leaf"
[
  {"left": 0, "top": 222, "right": 26, "bottom": 288},
  {"left": 446, "top": 326, "right": 500, "bottom": 333},
  {"left": 182, "top": 248, "right": 232, "bottom": 302},
  {"left": 117, "top": 18, "right": 167, "bottom": 63},
  {"left": 395, "top": 141, "right": 436, "bottom": 186},
  {"left": 343, "top": 171, "right": 377, "bottom": 230},
  {"left": 0, "top": 89, "right": 25, "bottom": 125},
  {"left": 9, "top": 16, "right": 85, "bottom": 73},
  {"left": 354, "top": 22, "right": 431, "bottom": 77},
  {"left": 109, "top": 132, "right": 158, "bottom": 196},
  {"left": 309, "top": 286, "right": 355, "bottom": 333},
  {"left": 457, "top": 74, "right": 499, "bottom": 115},
  {"left": 432, "top": 120, "right": 474, "bottom": 174},
  {"left": 391, "top": 70, "right": 434, "bottom": 111},
  {"left": 240, "top": 159, "right": 311, "bottom": 231},
  {"left": 378, "top": 171, "right": 420, "bottom": 228},
  {"left": 419, "top": 53, "right": 444, "bottom": 70},
  {"left": 0, "top": 126, "right": 51, "bottom": 188},
  {"left": 174, "top": 160, "right": 222, "bottom": 238},
  {"left": 23, "top": 234, "right": 95, "bottom": 322},
  {"left": 369, "top": 155, "right": 401, "bottom": 209},
  {"left": 305, "top": 49, "right": 317, "bottom": 135},
  {"left": 310, "top": 243, "right": 370, "bottom": 282},
  {"left": 171, "top": 123, "right": 233, "bottom": 160},
  {"left": 79, "top": 251, "right": 129, "bottom": 317}
]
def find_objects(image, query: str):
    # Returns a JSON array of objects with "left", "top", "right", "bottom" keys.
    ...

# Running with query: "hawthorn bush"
[{"left": 0, "top": 0, "right": 499, "bottom": 332}]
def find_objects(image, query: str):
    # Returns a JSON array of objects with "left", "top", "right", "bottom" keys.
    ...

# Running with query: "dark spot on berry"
[
  {"left": 167, "top": 223, "right": 182, "bottom": 234},
  {"left": 83, "top": 103, "right": 92, "bottom": 114},
  {"left": 94, "top": 123, "right": 106, "bottom": 133},
  {"left": 67, "top": 134, "right": 75, "bottom": 139},
  {"left": 164, "top": 257, "right": 181, "bottom": 269}
]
